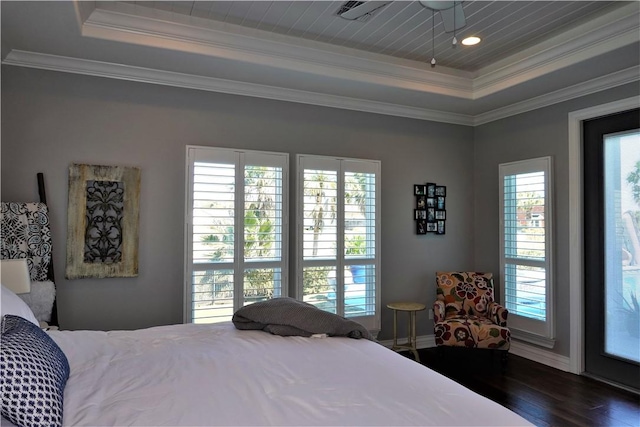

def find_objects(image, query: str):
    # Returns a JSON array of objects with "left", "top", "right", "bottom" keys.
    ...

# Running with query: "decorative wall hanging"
[
  {"left": 413, "top": 182, "right": 446, "bottom": 235},
  {"left": 66, "top": 164, "right": 140, "bottom": 279}
]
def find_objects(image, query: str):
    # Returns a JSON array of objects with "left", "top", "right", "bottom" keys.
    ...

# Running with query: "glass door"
[{"left": 583, "top": 108, "right": 640, "bottom": 391}]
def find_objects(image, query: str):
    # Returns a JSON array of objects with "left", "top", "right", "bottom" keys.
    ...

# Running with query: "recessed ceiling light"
[{"left": 462, "top": 36, "right": 481, "bottom": 46}]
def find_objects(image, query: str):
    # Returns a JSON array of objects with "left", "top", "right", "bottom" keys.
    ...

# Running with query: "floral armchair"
[{"left": 433, "top": 272, "right": 510, "bottom": 352}]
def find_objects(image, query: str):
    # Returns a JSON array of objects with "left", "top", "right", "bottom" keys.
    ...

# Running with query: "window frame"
[
  {"left": 184, "top": 145, "right": 289, "bottom": 323},
  {"left": 499, "top": 156, "right": 555, "bottom": 347},
  {"left": 295, "top": 154, "right": 381, "bottom": 333}
]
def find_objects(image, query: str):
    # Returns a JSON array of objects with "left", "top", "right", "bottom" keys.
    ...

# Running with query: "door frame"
[{"left": 568, "top": 96, "right": 640, "bottom": 375}]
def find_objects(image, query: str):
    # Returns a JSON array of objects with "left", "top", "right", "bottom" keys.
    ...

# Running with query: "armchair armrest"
[
  {"left": 488, "top": 302, "right": 509, "bottom": 326},
  {"left": 433, "top": 301, "right": 446, "bottom": 323}
]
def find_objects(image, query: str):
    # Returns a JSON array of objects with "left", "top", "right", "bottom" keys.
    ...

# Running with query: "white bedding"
[{"left": 48, "top": 322, "right": 531, "bottom": 426}]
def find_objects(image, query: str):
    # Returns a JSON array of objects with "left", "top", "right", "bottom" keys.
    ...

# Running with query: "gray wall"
[
  {"left": 473, "top": 82, "right": 640, "bottom": 357},
  {"left": 1, "top": 65, "right": 475, "bottom": 339},
  {"left": 4, "top": 66, "right": 637, "bottom": 355}
]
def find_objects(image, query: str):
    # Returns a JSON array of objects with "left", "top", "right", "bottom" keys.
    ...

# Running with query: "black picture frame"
[
  {"left": 413, "top": 182, "right": 447, "bottom": 235},
  {"left": 426, "top": 183, "right": 436, "bottom": 198},
  {"left": 427, "top": 207, "right": 435, "bottom": 222}
]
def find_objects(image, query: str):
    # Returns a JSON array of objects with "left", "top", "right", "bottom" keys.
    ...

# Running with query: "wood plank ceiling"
[{"left": 115, "top": 1, "right": 620, "bottom": 71}]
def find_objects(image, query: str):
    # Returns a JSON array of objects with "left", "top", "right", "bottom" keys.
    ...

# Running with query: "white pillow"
[{"left": 1, "top": 284, "right": 39, "bottom": 326}]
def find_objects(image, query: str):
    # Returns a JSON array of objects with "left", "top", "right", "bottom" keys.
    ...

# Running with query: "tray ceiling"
[
  {"left": 2, "top": 1, "right": 639, "bottom": 125},
  {"left": 115, "top": 1, "right": 620, "bottom": 72}
]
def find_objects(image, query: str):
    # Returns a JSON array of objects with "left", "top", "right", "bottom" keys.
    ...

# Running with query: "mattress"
[{"left": 42, "top": 322, "right": 531, "bottom": 426}]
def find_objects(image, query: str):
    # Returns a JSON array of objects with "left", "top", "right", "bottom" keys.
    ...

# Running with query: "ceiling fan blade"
[
  {"left": 337, "top": 1, "right": 390, "bottom": 21},
  {"left": 419, "top": 1, "right": 456, "bottom": 11},
  {"left": 438, "top": 3, "right": 466, "bottom": 32}
]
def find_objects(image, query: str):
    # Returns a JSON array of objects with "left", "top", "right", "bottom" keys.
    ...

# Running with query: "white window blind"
[
  {"left": 499, "top": 157, "right": 554, "bottom": 343},
  {"left": 186, "top": 146, "right": 288, "bottom": 324},
  {"left": 297, "top": 155, "right": 380, "bottom": 332}
]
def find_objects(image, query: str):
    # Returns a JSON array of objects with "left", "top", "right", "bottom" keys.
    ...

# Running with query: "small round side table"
[{"left": 387, "top": 302, "right": 426, "bottom": 362}]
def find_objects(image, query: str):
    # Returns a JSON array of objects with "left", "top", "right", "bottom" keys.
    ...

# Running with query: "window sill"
[{"left": 511, "top": 328, "right": 556, "bottom": 349}]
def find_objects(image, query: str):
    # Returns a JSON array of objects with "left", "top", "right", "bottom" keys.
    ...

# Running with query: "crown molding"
[
  {"left": 79, "top": 1, "right": 639, "bottom": 103},
  {"left": 82, "top": 4, "right": 474, "bottom": 100},
  {"left": 2, "top": 50, "right": 475, "bottom": 126},
  {"left": 474, "top": 66, "right": 640, "bottom": 126},
  {"left": 4, "top": 50, "right": 637, "bottom": 127},
  {"left": 472, "top": 3, "right": 640, "bottom": 98},
  {"left": 4, "top": 2, "right": 637, "bottom": 127}
]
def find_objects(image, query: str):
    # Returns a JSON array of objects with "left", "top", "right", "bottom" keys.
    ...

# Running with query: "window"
[
  {"left": 296, "top": 155, "right": 381, "bottom": 332},
  {"left": 185, "top": 146, "right": 288, "bottom": 323},
  {"left": 499, "top": 157, "right": 554, "bottom": 346}
]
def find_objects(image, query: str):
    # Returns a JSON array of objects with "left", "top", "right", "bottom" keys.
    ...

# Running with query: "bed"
[{"left": 1, "top": 288, "right": 532, "bottom": 427}]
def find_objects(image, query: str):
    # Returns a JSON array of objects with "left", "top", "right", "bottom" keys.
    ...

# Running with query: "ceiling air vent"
[{"left": 337, "top": 1, "right": 389, "bottom": 21}]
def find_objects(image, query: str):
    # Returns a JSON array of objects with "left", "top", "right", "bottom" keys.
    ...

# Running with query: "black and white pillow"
[{"left": 0, "top": 315, "right": 69, "bottom": 427}]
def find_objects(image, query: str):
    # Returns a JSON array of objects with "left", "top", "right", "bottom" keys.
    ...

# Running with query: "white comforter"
[{"left": 49, "top": 322, "right": 531, "bottom": 426}]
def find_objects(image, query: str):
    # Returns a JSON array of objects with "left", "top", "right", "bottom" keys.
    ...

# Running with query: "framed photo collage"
[{"left": 414, "top": 183, "right": 446, "bottom": 235}]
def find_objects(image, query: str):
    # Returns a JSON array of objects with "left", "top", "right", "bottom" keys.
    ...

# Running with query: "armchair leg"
[
  {"left": 435, "top": 345, "right": 445, "bottom": 366},
  {"left": 501, "top": 351, "right": 509, "bottom": 367}
]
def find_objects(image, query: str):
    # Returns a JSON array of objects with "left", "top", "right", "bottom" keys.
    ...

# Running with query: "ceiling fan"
[
  {"left": 419, "top": 1, "right": 466, "bottom": 33},
  {"left": 337, "top": 1, "right": 469, "bottom": 67},
  {"left": 337, "top": 1, "right": 466, "bottom": 33}
]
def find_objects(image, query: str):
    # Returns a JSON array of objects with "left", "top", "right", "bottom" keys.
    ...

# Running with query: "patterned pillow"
[{"left": 0, "top": 315, "right": 69, "bottom": 427}]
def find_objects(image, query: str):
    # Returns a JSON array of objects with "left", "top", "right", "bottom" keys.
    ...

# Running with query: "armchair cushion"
[{"left": 434, "top": 315, "right": 510, "bottom": 349}]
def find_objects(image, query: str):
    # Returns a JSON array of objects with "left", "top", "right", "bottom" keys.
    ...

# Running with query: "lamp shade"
[{"left": 1, "top": 259, "right": 31, "bottom": 294}]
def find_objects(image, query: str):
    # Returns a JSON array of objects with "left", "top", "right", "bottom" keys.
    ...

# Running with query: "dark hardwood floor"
[{"left": 406, "top": 347, "right": 640, "bottom": 427}]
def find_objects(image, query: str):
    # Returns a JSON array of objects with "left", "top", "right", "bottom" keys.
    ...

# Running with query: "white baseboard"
[
  {"left": 509, "top": 340, "right": 571, "bottom": 372},
  {"left": 380, "top": 334, "right": 571, "bottom": 372}
]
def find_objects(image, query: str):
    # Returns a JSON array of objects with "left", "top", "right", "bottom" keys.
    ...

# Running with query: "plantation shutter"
[
  {"left": 499, "top": 157, "right": 554, "bottom": 342},
  {"left": 186, "top": 146, "right": 288, "bottom": 324},
  {"left": 297, "top": 155, "right": 380, "bottom": 332}
]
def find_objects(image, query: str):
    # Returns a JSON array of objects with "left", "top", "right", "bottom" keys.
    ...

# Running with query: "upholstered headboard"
[{"left": 0, "top": 173, "right": 58, "bottom": 326}]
